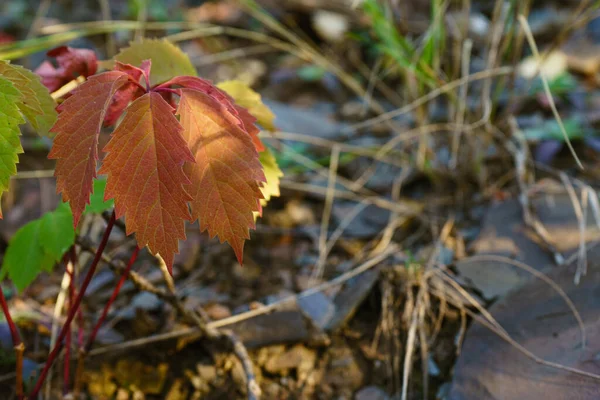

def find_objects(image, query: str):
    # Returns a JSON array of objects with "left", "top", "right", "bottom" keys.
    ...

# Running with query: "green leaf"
[
  {"left": 84, "top": 178, "right": 114, "bottom": 214},
  {"left": 39, "top": 203, "right": 75, "bottom": 262},
  {"left": 259, "top": 147, "right": 283, "bottom": 206},
  {"left": 0, "top": 220, "right": 53, "bottom": 291},
  {"left": 296, "top": 65, "right": 326, "bottom": 82},
  {"left": 0, "top": 75, "right": 25, "bottom": 218},
  {"left": 113, "top": 39, "right": 197, "bottom": 86},
  {"left": 0, "top": 61, "right": 57, "bottom": 136},
  {"left": 523, "top": 117, "right": 587, "bottom": 142}
]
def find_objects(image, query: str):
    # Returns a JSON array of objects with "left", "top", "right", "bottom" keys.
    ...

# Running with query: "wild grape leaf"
[
  {"left": 217, "top": 80, "right": 276, "bottom": 131},
  {"left": 35, "top": 46, "right": 98, "bottom": 92},
  {"left": 39, "top": 202, "right": 75, "bottom": 262},
  {"left": 14, "top": 64, "right": 58, "bottom": 136},
  {"left": 0, "top": 219, "right": 53, "bottom": 291},
  {"left": 113, "top": 39, "right": 196, "bottom": 86},
  {"left": 258, "top": 147, "right": 283, "bottom": 206},
  {"left": 48, "top": 71, "right": 130, "bottom": 226},
  {"left": 0, "top": 61, "right": 57, "bottom": 136},
  {"left": 0, "top": 61, "right": 43, "bottom": 124},
  {"left": 0, "top": 76, "right": 25, "bottom": 218},
  {"left": 165, "top": 76, "right": 264, "bottom": 150},
  {"left": 84, "top": 178, "right": 114, "bottom": 214},
  {"left": 99, "top": 92, "right": 194, "bottom": 270},
  {"left": 177, "top": 88, "right": 265, "bottom": 264}
]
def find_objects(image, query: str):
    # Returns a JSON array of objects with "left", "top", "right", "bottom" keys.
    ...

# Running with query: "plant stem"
[
  {"left": 64, "top": 257, "right": 76, "bottom": 395},
  {"left": 73, "top": 246, "right": 140, "bottom": 396},
  {"left": 0, "top": 283, "right": 24, "bottom": 398},
  {"left": 28, "top": 211, "right": 116, "bottom": 399}
]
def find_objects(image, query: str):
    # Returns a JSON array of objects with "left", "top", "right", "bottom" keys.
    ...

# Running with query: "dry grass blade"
[
  {"left": 518, "top": 14, "right": 583, "bottom": 169},
  {"left": 450, "top": 38, "right": 472, "bottom": 169},
  {"left": 313, "top": 145, "right": 341, "bottom": 283},
  {"left": 559, "top": 172, "right": 588, "bottom": 283},
  {"left": 345, "top": 67, "right": 513, "bottom": 133}
]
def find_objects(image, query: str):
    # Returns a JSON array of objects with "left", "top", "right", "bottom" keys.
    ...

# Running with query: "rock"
[
  {"left": 263, "top": 99, "right": 350, "bottom": 140},
  {"left": 326, "top": 270, "right": 379, "bottom": 332},
  {"left": 264, "top": 344, "right": 316, "bottom": 379},
  {"left": 117, "top": 292, "right": 162, "bottom": 319},
  {"left": 324, "top": 345, "right": 365, "bottom": 391},
  {"left": 355, "top": 386, "right": 390, "bottom": 400},
  {"left": 455, "top": 193, "right": 600, "bottom": 299},
  {"left": 449, "top": 245, "right": 600, "bottom": 400},
  {"left": 204, "top": 303, "right": 231, "bottom": 320},
  {"left": 298, "top": 291, "right": 336, "bottom": 329},
  {"left": 331, "top": 202, "right": 391, "bottom": 238}
]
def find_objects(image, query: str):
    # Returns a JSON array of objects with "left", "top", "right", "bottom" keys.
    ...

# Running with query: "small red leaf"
[
  {"left": 49, "top": 71, "right": 130, "bottom": 225},
  {"left": 103, "top": 62, "right": 148, "bottom": 126},
  {"left": 99, "top": 92, "right": 195, "bottom": 270},
  {"left": 35, "top": 46, "right": 98, "bottom": 92},
  {"left": 177, "top": 88, "right": 265, "bottom": 264}
]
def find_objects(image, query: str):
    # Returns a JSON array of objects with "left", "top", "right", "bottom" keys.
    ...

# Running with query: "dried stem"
[
  {"left": 27, "top": 212, "right": 116, "bottom": 399},
  {"left": 63, "top": 257, "right": 76, "bottom": 395}
]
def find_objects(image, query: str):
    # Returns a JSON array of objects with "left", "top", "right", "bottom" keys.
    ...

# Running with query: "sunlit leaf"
[{"left": 177, "top": 88, "right": 265, "bottom": 264}]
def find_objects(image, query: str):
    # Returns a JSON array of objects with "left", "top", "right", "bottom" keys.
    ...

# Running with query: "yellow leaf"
[{"left": 217, "top": 80, "right": 276, "bottom": 131}]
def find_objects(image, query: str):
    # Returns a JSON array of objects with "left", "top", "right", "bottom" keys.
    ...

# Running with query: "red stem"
[
  {"left": 85, "top": 246, "right": 139, "bottom": 352},
  {"left": 28, "top": 211, "right": 116, "bottom": 399},
  {"left": 0, "top": 284, "right": 21, "bottom": 349},
  {"left": 0, "top": 283, "right": 24, "bottom": 398}
]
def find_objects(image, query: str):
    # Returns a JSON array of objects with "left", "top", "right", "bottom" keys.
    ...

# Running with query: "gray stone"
[{"left": 354, "top": 386, "right": 389, "bottom": 400}]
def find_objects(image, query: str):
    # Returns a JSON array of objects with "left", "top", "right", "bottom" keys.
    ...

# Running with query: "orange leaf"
[
  {"left": 49, "top": 71, "right": 130, "bottom": 225},
  {"left": 99, "top": 92, "right": 194, "bottom": 270},
  {"left": 177, "top": 89, "right": 265, "bottom": 264}
]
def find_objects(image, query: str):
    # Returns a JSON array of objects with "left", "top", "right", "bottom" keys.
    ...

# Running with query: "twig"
[
  {"left": 313, "top": 144, "right": 340, "bottom": 283},
  {"left": 28, "top": 212, "right": 116, "bottom": 399},
  {"left": 518, "top": 14, "right": 582, "bottom": 169},
  {"left": 86, "top": 245, "right": 400, "bottom": 357}
]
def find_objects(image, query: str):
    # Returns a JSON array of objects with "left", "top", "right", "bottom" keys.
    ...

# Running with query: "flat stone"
[
  {"left": 455, "top": 193, "right": 600, "bottom": 299},
  {"left": 298, "top": 291, "right": 336, "bottom": 329},
  {"left": 354, "top": 386, "right": 390, "bottom": 400},
  {"left": 449, "top": 245, "right": 600, "bottom": 400}
]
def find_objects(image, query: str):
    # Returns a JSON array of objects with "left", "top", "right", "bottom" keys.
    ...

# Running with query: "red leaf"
[
  {"left": 177, "top": 88, "right": 265, "bottom": 264},
  {"left": 99, "top": 92, "right": 195, "bottom": 270},
  {"left": 35, "top": 46, "right": 98, "bottom": 92},
  {"left": 49, "top": 71, "right": 130, "bottom": 225},
  {"left": 103, "top": 62, "right": 148, "bottom": 126}
]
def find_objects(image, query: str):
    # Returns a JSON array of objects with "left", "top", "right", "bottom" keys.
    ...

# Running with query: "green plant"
[{"left": 0, "top": 38, "right": 282, "bottom": 399}]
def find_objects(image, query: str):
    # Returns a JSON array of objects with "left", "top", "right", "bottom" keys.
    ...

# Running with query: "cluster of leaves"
[
  {"left": 0, "top": 60, "right": 57, "bottom": 217},
  {"left": 0, "top": 39, "right": 282, "bottom": 289}
]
